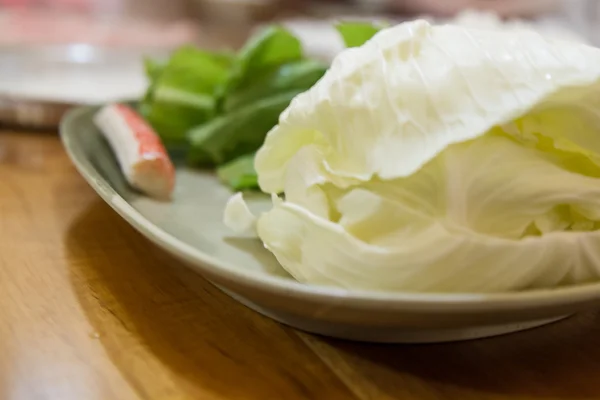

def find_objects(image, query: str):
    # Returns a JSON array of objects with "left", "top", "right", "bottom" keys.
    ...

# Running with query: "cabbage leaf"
[{"left": 226, "top": 20, "right": 600, "bottom": 293}]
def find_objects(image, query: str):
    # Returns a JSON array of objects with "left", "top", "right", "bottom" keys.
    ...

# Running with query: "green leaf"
[
  {"left": 188, "top": 90, "right": 301, "bottom": 165},
  {"left": 138, "top": 25, "right": 315, "bottom": 164},
  {"left": 335, "top": 21, "right": 382, "bottom": 48},
  {"left": 144, "top": 57, "right": 166, "bottom": 84},
  {"left": 139, "top": 57, "right": 166, "bottom": 109},
  {"left": 224, "top": 59, "right": 327, "bottom": 112},
  {"left": 217, "top": 153, "right": 258, "bottom": 190},
  {"left": 143, "top": 46, "right": 233, "bottom": 141},
  {"left": 224, "top": 26, "right": 304, "bottom": 97}
]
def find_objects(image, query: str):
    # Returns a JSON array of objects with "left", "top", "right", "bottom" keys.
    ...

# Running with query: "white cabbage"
[{"left": 225, "top": 20, "right": 600, "bottom": 293}]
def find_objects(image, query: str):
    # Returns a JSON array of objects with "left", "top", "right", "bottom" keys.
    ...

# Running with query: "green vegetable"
[
  {"left": 139, "top": 21, "right": 385, "bottom": 190},
  {"left": 143, "top": 57, "right": 166, "bottom": 84},
  {"left": 188, "top": 90, "right": 300, "bottom": 165},
  {"left": 335, "top": 21, "right": 382, "bottom": 48},
  {"left": 138, "top": 58, "right": 165, "bottom": 116},
  {"left": 185, "top": 26, "right": 326, "bottom": 188},
  {"left": 141, "top": 46, "right": 233, "bottom": 142},
  {"left": 217, "top": 154, "right": 258, "bottom": 190},
  {"left": 224, "top": 59, "right": 327, "bottom": 112},
  {"left": 224, "top": 26, "right": 303, "bottom": 96}
]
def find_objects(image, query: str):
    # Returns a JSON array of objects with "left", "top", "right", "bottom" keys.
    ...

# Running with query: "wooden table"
[{"left": 3, "top": 132, "right": 600, "bottom": 400}]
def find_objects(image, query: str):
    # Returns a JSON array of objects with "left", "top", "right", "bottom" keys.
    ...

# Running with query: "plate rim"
[{"left": 60, "top": 104, "right": 600, "bottom": 312}]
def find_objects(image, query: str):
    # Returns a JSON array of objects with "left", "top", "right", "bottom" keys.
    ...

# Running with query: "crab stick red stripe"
[{"left": 94, "top": 103, "right": 175, "bottom": 200}]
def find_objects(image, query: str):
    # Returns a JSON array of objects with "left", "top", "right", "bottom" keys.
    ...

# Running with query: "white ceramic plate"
[
  {"left": 0, "top": 44, "right": 168, "bottom": 128},
  {"left": 60, "top": 105, "right": 600, "bottom": 343}
]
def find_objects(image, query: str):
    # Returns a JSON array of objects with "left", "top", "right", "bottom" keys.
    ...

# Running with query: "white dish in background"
[
  {"left": 0, "top": 44, "right": 168, "bottom": 128},
  {"left": 0, "top": 8, "right": 194, "bottom": 127},
  {"left": 0, "top": 44, "right": 155, "bottom": 105}
]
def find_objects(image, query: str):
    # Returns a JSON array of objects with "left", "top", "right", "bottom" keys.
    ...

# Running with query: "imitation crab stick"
[{"left": 94, "top": 104, "right": 175, "bottom": 200}]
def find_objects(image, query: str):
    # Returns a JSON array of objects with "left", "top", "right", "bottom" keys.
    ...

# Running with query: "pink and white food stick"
[{"left": 94, "top": 103, "right": 175, "bottom": 200}]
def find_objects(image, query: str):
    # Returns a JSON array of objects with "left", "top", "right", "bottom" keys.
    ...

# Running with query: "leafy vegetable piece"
[
  {"left": 335, "top": 21, "right": 382, "bottom": 48},
  {"left": 230, "top": 20, "right": 600, "bottom": 293},
  {"left": 188, "top": 90, "right": 301, "bottom": 165},
  {"left": 138, "top": 24, "right": 325, "bottom": 189},
  {"left": 252, "top": 135, "right": 600, "bottom": 293},
  {"left": 223, "top": 59, "right": 327, "bottom": 112},
  {"left": 143, "top": 57, "right": 166, "bottom": 85},
  {"left": 223, "top": 193, "right": 257, "bottom": 235},
  {"left": 141, "top": 46, "right": 233, "bottom": 142},
  {"left": 138, "top": 57, "right": 166, "bottom": 116},
  {"left": 224, "top": 26, "right": 303, "bottom": 97},
  {"left": 210, "top": 27, "right": 325, "bottom": 163},
  {"left": 141, "top": 103, "right": 209, "bottom": 148},
  {"left": 217, "top": 153, "right": 258, "bottom": 190}
]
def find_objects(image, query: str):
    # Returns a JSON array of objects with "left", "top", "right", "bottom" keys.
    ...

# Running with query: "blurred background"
[
  {"left": 0, "top": 0, "right": 596, "bottom": 128},
  {"left": 0, "top": 0, "right": 593, "bottom": 47}
]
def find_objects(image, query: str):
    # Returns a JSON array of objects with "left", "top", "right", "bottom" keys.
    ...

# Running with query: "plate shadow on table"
[
  {"left": 63, "top": 199, "right": 600, "bottom": 400},
  {"left": 301, "top": 305, "right": 600, "bottom": 399},
  {"left": 64, "top": 200, "right": 354, "bottom": 400}
]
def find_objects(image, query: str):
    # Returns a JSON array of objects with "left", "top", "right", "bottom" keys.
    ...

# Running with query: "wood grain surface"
[
  {"left": 3, "top": 131, "right": 600, "bottom": 398},
  {"left": 4, "top": 129, "right": 600, "bottom": 400}
]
